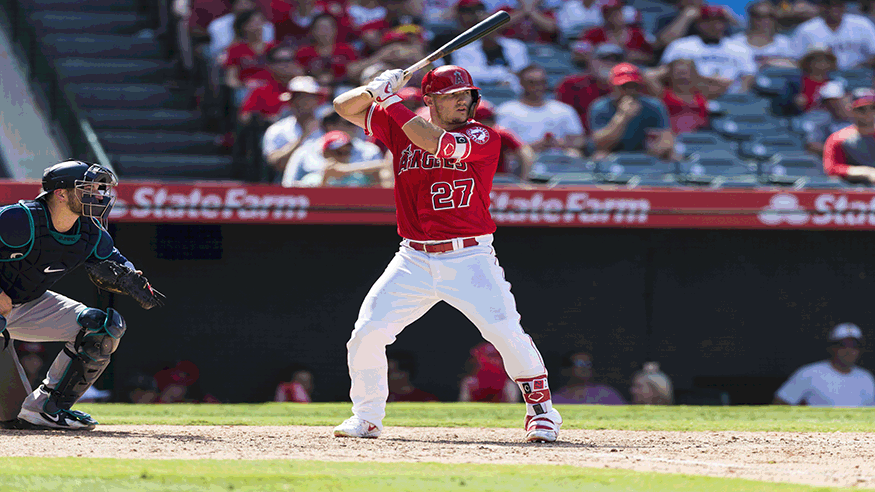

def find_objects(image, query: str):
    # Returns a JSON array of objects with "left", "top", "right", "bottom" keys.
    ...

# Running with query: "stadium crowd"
[{"left": 162, "top": 0, "right": 875, "bottom": 187}]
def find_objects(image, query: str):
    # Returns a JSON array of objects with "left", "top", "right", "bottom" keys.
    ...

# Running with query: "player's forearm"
[
  {"left": 400, "top": 117, "right": 443, "bottom": 155},
  {"left": 334, "top": 87, "right": 375, "bottom": 118}
]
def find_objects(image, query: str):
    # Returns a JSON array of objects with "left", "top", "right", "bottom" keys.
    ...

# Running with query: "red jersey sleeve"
[
  {"left": 823, "top": 131, "right": 850, "bottom": 178},
  {"left": 364, "top": 103, "right": 395, "bottom": 150}
]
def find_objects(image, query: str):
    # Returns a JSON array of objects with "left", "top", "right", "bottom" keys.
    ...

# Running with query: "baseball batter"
[
  {"left": 332, "top": 65, "right": 562, "bottom": 442},
  {"left": 0, "top": 161, "right": 164, "bottom": 430}
]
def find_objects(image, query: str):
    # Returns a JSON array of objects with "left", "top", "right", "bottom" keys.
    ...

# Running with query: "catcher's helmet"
[
  {"left": 421, "top": 65, "right": 481, "bottom": 119},
  {"left": 36, "top": 160, "right": 118, "bottom": 221}
]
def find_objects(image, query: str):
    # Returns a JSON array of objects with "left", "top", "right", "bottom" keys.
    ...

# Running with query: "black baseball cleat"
[
  {"left": 18, "top": 408, "right": 98, "bottom": 430},
  {"left": 0, "top": 418, "right": 41, "bottom": 430}
]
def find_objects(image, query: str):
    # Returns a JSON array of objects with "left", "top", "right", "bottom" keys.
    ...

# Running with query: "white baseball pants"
[{"left": 345, "top": 234, "right": 547, "bottom": 428}]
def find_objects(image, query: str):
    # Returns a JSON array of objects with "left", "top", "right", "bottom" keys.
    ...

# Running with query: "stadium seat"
[
  {"left": 753, "top": 67, "right": 801, "bottom": 97},
  {"left": 677, "top": 150, "right": 758, "bottom": 188},
  {"left": 87, "top": 109, "right": 203, "bottom": 131},
  {"left": 28, "top": 11, "right": 142, "bottom": 34},
  {"left": 527, "top": 153, "right": 595, "bottom": 183},
  {"left": 707, "top": 94, "right": 771, "bottom": 117},
  {"left": 40, "top": 34, "right": 163, "bottom": 59},
  {"left": 711, "top": 115, "right": 787, "bottom": 140},
  {"left": 54, "top": 58, "right": 177, "bottom": 84},
  {"left": 545, "top": 172, "right": 599, "bottom": 186},
  {"left": 595, "top": 153, "right": 676, "bottom": 186},
  {"left": 98, "top": 130, "right": 221, "bottom": 154},
  {"left": 674, "top": 132, "right": 735, "bottom": 158},
  {"left": 67, "top": 83, "right": 191, "bottom": 110},
  {"left": 112, "top": 154, "right": 234, "bottom": 180},
  {"left": 738, "top": 134, "right": 805, "bottom": 160},
  {"left": 757, "top": 151, "right": 848, "bottom": 189},
  {"left": 493, "top": 172, "right": 524, "bottom": 185},
  {"left": 831, "top": 68, "right": 874, "bottom": 90}
]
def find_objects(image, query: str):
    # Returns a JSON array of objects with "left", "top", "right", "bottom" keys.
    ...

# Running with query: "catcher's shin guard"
[{"left": 40, "top": 308, "right": 126, "bottom": 414}]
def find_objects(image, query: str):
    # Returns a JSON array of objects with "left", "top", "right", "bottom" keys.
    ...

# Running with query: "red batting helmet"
[{"left": 421, "top": 65, "right": 481, "bottom": 118}]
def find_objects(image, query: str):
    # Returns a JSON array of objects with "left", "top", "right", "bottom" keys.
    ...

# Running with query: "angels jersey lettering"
[{"left": 365, "top": 103, "right": 499, "bottom": 240}]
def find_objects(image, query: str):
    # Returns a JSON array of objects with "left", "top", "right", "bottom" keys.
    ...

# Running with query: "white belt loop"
[{"left": 452, "top": 238, "right": 463, "bottom": 251}]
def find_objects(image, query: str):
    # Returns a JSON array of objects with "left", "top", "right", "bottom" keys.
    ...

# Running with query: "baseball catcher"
[{"left": 0, "top": 161, "right": 164, "bottom": 431}]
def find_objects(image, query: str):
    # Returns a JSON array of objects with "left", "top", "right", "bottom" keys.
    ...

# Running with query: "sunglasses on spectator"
[
  {"left": 853, "top": 105, "right": 875, "bottom": 113},
  {"left": 834, "top": 340, "right": 862, "bottom": 349},
  {"left": 573, "top": 360, "right": 593, "bottom": 368}
]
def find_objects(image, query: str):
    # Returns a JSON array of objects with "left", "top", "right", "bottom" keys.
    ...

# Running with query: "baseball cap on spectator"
[
  {"left": 154, "top": 360, "right": 200, "bottom": 390},
  {"left": 281, "top": 75, "right": 324, "bottom": 102},
  {"left": 610, "top": 62, "right": 643, "bottom": 85},
  {"left": 850, "top": 88, "right": 875, "bottom": 108},
  {"left": 829, "top": 323, "right": 864, "bottom": 343},
  {"left": 698, "top": 5, "right": 729, "bottom": 20},
  {"left": 474, "top": 99, "right": 495, "bottom": 120},
  {"left": 816, "top": 81, "right": 845, "bottom": 102},
  {"left": 322, "top": 130, "right": 352, "bottom": 152}
]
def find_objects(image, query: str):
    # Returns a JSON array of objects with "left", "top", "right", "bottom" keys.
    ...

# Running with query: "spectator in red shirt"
[
  {"left": 273, "top": 0, "right": 354, "bottom": 46},
  {"left": 575, "top": 0, "right": 653, "bottom": 66},
  {"left": 475, "top": 99, "right": 534, "bottom": 179},
  {"left": 239, "top": 44, "right": 303, "bottom": 123},
  {"left": 643, "top": 58, "right": 710, "bottom": 134},
  {"left": 458, "top": 342, "right": 520, "bottom": 403},
  {"left": 294, "top": 13, "right": 358, "bottom": 87},
  {"left": 498, "top": 0, "right": 558, "bottom": 44},
  {"left": 822, "top": 88, "right": 875, "bottom": 184},
  {"left": 387, "top": 350, "right": 439, "bottom": 402},
  {"left": 222, "top": 9, "right": 277, "bottom": 105},
  {"left": 274, "top": 364, "right": 314, "bottom": 402},
  {"left": 556, "top": 43, "right": 624, "bottom": 135}
]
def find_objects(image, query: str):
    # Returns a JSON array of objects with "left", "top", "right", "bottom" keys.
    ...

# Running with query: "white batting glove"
[{"left": 366, "top": 69, "right": 406, "bottom": 109}]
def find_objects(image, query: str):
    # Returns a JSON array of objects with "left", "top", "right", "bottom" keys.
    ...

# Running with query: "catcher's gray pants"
[{"left": 0, "top": 291, "right": 87, "bottom": 420}]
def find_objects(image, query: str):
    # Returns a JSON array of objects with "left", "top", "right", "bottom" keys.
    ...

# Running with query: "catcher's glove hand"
[{"left": 85, "top": 261, "right": 166, "bottom": 310}]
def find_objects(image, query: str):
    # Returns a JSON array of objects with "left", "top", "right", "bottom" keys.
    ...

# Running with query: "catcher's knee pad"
[{"left": 43, "top": 308, "right": 126, "bottom": 414}]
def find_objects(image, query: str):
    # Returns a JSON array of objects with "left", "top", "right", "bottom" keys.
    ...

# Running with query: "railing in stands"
[{"left": 1, "top": 0, "right": 115, "bottom": 172}]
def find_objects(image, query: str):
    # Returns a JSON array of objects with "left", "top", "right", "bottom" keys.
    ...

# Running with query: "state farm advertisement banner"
[{"left": 2, "top": 180, "right": 875, "bottom": 229}]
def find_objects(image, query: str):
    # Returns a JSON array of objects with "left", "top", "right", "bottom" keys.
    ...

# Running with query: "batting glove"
[{"left": 366, "top": 69, "right": 405, "bottom": 109}]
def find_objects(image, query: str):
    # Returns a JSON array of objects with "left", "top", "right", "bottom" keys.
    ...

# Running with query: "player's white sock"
[{"left": 516, "top": 376, "right": 553, "bottom": 416}]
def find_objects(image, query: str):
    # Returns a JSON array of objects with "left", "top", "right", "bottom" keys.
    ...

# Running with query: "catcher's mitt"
[{"left": 84, "top": 260, "right": 166, "bottom": 310}]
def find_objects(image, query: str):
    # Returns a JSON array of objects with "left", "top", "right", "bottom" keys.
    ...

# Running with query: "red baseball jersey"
[{"left": 364, "top": 104, "right": 499, "bottom": 241}]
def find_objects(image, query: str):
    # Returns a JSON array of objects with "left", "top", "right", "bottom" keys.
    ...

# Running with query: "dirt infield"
[{"left": 1, "top": 426, "right": 874, "bottom": 489}]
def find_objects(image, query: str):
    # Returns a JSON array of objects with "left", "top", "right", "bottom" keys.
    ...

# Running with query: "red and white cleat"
[
  {"left": 524, "top": 408, "right": 562, "bottom": 443},
  {"left": 333, "top": 417, "right": 381, "bottom": 438}
]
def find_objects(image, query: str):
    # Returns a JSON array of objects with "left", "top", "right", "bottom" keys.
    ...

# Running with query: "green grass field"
[{"left": 2, "top": 403, "right": 872, "bottom": 492}]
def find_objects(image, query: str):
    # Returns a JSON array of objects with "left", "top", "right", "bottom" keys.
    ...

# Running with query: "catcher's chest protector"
[{"left": 0, "top": 200, "right": 101, "bottom": 303}]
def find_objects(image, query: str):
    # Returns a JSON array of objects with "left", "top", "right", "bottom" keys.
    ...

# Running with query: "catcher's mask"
[{"left": 37, "top": 161, "right": 118, "bottom": 223}]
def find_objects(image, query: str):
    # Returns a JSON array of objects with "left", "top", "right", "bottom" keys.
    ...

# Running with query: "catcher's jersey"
[
  {"left": 0, "top": 199, "right": 127, "bottom": 303},
  {"left": 365, "top": 103, "right": 499, "bottom": 241}
]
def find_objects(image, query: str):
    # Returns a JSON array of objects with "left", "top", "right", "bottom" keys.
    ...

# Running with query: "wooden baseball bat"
[{"left": 402, "top": 10, "right": 512, "bottom": 79}]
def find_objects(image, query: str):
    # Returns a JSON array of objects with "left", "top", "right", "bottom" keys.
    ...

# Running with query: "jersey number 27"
[{"left": 431, "top": 178, "right": 474, "bottom": 210}]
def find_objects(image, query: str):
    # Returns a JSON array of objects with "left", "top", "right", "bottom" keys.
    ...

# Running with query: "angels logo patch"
[{"left": 465, "top": 126, "right": 490, "bottom": 145}]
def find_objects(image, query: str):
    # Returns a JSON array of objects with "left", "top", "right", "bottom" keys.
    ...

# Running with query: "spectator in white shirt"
[
  {"left": 793, "top": 0, "right": 875, "bottom": 70},
  {"left": 289, "top": 131, "right": 389, "bottom": 187},
  {"left": 661, "top": 5, "right": 756, "bottom": 94},
  {"left": 262, "top": 76, "right": 326, "bottom": 180},
  {"left": 557, "top": 0, "right": 639, "bottom": 44},
  {"left": 774, "top": 323, "right": 874, "bottom": 407},
  {"left": 730, "top": 1, "right": 796, "bottom": 69},
  {"left": 451, "top": 0, "right": 530, "bottom": 92},
  {"left": 496, "top": 64, "right": 585, "bottom": 155}
]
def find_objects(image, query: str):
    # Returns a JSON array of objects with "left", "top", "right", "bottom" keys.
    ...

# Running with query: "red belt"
[{"left": 409, "top": 238, "right": 479, "bottom": 253}]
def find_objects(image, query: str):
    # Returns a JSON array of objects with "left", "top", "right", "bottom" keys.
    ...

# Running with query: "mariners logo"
[{"left": 465, "top": 126, "right": 489, "bottom": 144}]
